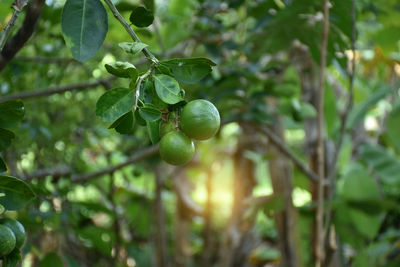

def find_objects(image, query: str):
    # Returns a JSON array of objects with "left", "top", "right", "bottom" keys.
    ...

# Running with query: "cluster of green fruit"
[
  {"left": 159, "top": 99, "right": 220, "bottom": 165},
  {"left": 0, "top": 218, "right": 26, "bottom": 258}
]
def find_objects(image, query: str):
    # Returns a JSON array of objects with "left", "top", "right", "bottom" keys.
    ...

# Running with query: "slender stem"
[
  {"left": 108, "top": 171, "right": 121, "bottom": 263},
  {"left": 154, "top": 167, "right": 168, "bottom": 267},
  {"left": 0, "top": 10, "right": 20, "bottom": 50},
  {"left": 0, "top": 0, "right": 29, "bottom": 50},
  {"left": 134, "top": 68, "right": 153, "bottom": 111},
  {"left": 316, "top": 0, "right": 330, "bottom": 266},
  {"left": 0, "top": 77, "right": 115, "bottom": 103},
  {"left": 0, "top": 0, "right": 46, "bottom": 72},
  {"left": 71, "top": 145, "right": 159, "bottom": 183},
  {"left": 103, "top": 0, "right": 159, "bottom": 65},
  {"left": 323, "top": 0, "right": 356, "bottom": 238},
  {"left": 255, "top": 125, "right": 319, "bottom": 183}
]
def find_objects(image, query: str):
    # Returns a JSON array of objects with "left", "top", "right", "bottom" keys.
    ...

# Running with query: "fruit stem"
[
  {"left": 103, "top": 0, "right": 159, "bottom": 65},
  {"left": 133, "top": 68, "right": 153, "bottom": 112}
]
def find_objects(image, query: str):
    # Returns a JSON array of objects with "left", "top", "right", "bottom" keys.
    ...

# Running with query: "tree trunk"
[
  {"left": 155, "top": 167, "right": 168, "bottom": 267},
  {"left": 267, "top": 117, "right": 302, "bottom": 267},
  {"left": 291, "top": 44, "right": 340, "bottom": 266},
  {"left": 218, "top": 126, "right": 257, "bottom": 267},
  {"left": 202, "top": 169, "right": 214, "bottom": 266},
  {"left": 174, "top": 198, "right": 191, "bottom": 267}
]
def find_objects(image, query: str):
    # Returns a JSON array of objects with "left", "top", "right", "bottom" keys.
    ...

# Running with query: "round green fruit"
[
  {"left": 180, "top": 99, "right": 220, "bottom": 140},
  {"left": 0, "top": 218, "right": 26, "bottom": 249},
  {"left": 0, "top": 224, "right": 16, "bottom": 257},
  {"left": 159, "top": 131, "right": 195, "bottom": 165}
]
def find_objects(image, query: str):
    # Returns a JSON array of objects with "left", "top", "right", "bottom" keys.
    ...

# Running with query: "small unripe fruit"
[
  {"left": 180, "top": 99, "right": 220, "bottom": 140},
  {"left": 0, "top": 224, "right": 16, "bottom": 256},
  {"left": 0, "top": 218, "right": 26, "bottom": 249},
  {"left": 159, "top": 131, "right": 195, "bottom": 165}
]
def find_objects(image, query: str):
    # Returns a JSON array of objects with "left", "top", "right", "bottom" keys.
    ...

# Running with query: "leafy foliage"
[
  {"left": 0, "top": 176, "right": 35, "bottom": 211},
  {"left": 153, "top": 74, "right": 183, "bottom": 104},
  {"left": 129, "top": 6, "right": 154, "bottom": 28},
  {"left": 95, "top": 88, "right": 135, "bottom": 123},
  {"left": 61, "top": 0, "right": 108, "bottom": 62},
  {"left": 1, "top": 0, "right": 400, "bottom": 266}
]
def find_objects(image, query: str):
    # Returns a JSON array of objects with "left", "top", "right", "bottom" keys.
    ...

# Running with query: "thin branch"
[
  {"left": 14, "top": 56, "right": 80, "bottom": 64},
  {"left": 316, "top": 0, "right": 330, "bottom": 266},
  {"left": 103, "top": 0, "right": 159, "bottom": 65},
  {"left": 71, "top": 145, "right": 158, "bottom": 183},
  {"left": 0, "top": 0, "right": 45, "bottom": 72},
  {"left": 0, "top": 11, "right": 19, "bottom": 50},
  {"left": 255, "top": 125, "right": 319, "bottom": 183},
  {"left": 323, "top": 0, "right": 356, "bottom": 238},
  {"left": 134, "top": 68, "right": 152, "bottom": 111},
  {"left": 0, "top": 1, "right": 29, "bottom": 50},
  {"left": 154, "top": 167, "right": 168, "bottom": 267},
  {"left": 21, "top": 165, "right": 71, "bottom": 181},
  {"left": 0, "top": 77, "right": 115, "bottom": 103}
]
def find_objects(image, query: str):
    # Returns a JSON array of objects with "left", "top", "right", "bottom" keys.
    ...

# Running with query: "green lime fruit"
[
  {"left": 0, "top": 224, "right": 16, "bottom": 256},
  {"left": 160, "top": 121, "right": 176, "bottom": 137},
  {"left": 0, "top": 218, "right": 26, "bottom": 249},
  {"left": 180, "top": 99, "right": 220, "bottom": 140},
  {"left": 159, "top": 131, "right": 195, "bottom": 165}
]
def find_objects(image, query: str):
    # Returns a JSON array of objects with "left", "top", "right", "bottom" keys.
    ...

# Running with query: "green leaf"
[
  {"left": 146, "top": 120, "right": 160, "bottom": 145},
  {"left": 0, "top": 100, "right": 24, "bottom": 129},
  {"left": 156, "top": 64, "right": 172, "bottom": 75},
  {"left": 119, "top": 42, "right": 148, "bottom": 55},
  {"left": 61, "top": 0, "right": 108, "bottom": 62},
  {"left": 0, "top": 128, "right": 15, "bottom": 151},
  {"left": 353, "top": 241, "right": 392, "bottom": 267},
  {"left": 250, "top": 246, "right": 280, "bottom": 263},
  {"left": 269, "top": 84, "right": 297, "bottom": 98},
  {"left": 76, "top": 226, "right": 115, "bottom": 255},
  {"left": 373, "top": 26, "right": 400, "bottom": 52},
  {"left": 139, "top": 104, "right": 162, "bottom": 122},
  {"left": 161, "top": 58, "right": 216, "bottom": 84},
  {"left": 143, "top": 0, "right": 154, "bottom": 12},
  {"left": 386, "top": 105, "right": 400, "bottom": 153},
  {"left": 105, "top": 61, "right": 138, "bottom": 79},
  {"left": 96, "top": 88, "right": 135, "bottom": 123},
  {"left": 109, "top": 111, "right": 135, "bottom": 134},
  {"left": 135, "top": 110, "right": 147, "bottom": 126},
  {"left": 347, "top": 87, "right": 391, "bottom": 128},
  {"left": 129, "top": 6, "right": 154, "bottom": 28},
  {"left": 339, "top": 163, "right": 380, "bottom": 202},
  {"left": 39, "top": 253, "right": 63, "bottom": 267},
  {"left": 0, "top": 156, "right": 6, "bottom": 172},
  {"left": 263, "top": 194, "right": 284, "bottom": 217},
  {"left": 0, "top": 175, "right": 35, "bottom": 210},
  {"left": 3, "top": 249, "right": 22, "bottom": 267},
  {"left": 299, "top": 102, "right": 317, "bottom": 119},
  {"left": 348, "top": 205, "right": 382, "bottom": 240},
  {"left": 153, "top": 74, "right": 183, "bottom": 104},
  {"left": 335, "top": 166, "right": 383, "bottom": 248},
  {"left": 140, "top": 79, "right": 155, "bottom": 103},
  {"left": 360, "top": 145, "right": 400, "bottom": 186},
  {"left": 140, "top": 79, "right": 168, "bottom": 109},
  {"left": 324, "top": 81, "right": 339, "bottom": 138}
]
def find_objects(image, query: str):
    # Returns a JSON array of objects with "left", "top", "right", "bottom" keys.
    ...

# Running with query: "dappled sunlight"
[
  {"left": 1, "top": 0, "right": 399, "bottom": 266},
  {"left": 191, "top": 159, "right": 234, "bottom": 222},
  {"left": 292, "top": 188, "right": 312, "bottom": 207}
]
